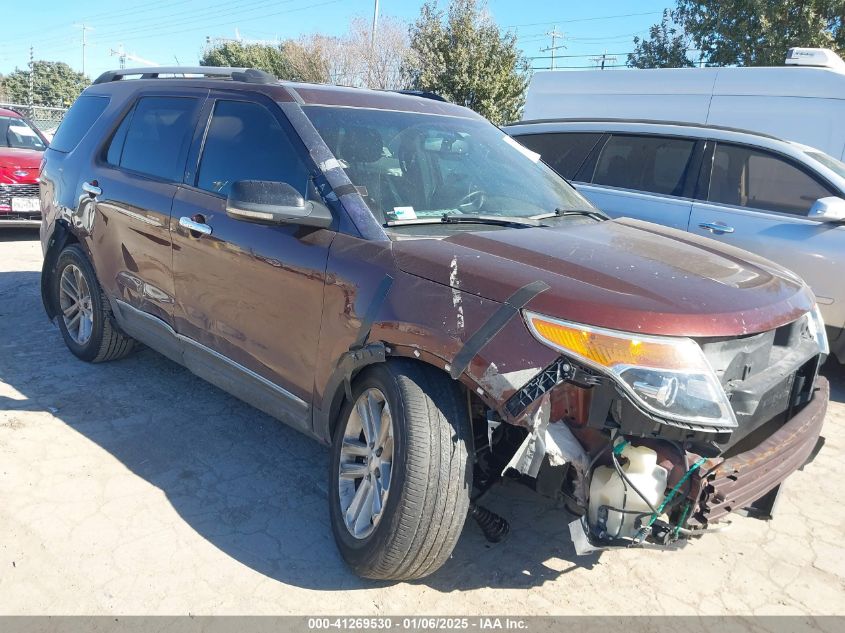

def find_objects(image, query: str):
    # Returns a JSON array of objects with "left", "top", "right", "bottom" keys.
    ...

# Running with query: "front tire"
[
  {"left": 329, "top": 360, "right": 472, "bottom": 580},
  {"left": 53, "top": 245, "right": 135, "bottom": 363}
]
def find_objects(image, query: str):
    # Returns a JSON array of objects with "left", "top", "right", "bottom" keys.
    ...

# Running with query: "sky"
[{"left": 0, "top": 0, "right": 672, "bottom": 81}]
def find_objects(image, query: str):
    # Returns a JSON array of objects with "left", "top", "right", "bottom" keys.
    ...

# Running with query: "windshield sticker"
[
  {"left": 503, "top": 135, "right": 541, "bottom": 163},
  {"left": 318, "top": 158, "right": 345, "bottom": 172},
  {"left": 391, "top": 206, "right": 417, "bottom": 220}
]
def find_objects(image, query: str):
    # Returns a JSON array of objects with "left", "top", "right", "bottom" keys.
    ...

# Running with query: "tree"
[
  {"left": 283, "top": 39, "right": 331, "bottom": 84},
  {"left": 406, "top": 0, "right": 530, "bottom": 124},
  {"left": 305, "top": 16, "right": 410, "bottom": 90},
  {"left": 200, "top": 41, "right": 292, "bottom": 78},
  {"left": 628, "top": 9, "right": 695, "bottom": 68},
  {"left": 2, "top": 61, "right": 89, "bottom": 107},
  {"left": 674, "top": 0, "right": 845, "bottom": 66},
  {"left": 200, "top": 40, "right": 328, "bottom": 82}
]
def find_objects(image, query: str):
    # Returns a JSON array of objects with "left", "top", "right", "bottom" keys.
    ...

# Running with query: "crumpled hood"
[
  {"left": 392, "top": 218, "right": 815, "bottom": 338},
  {"left": 0, "top": 148, "right": 42, "bottom": 184}
]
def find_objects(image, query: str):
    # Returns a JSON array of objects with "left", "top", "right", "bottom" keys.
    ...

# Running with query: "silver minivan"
[{"left": 505, "top": 120, "right": 845, "bottom": 361}]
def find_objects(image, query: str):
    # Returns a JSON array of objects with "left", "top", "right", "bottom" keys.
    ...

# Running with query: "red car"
[{"left": 0, "top": 106, "right": 48, "bottom": 227}]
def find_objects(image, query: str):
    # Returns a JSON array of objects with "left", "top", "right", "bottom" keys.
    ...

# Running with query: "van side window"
[
  {"left": 591, "top": 134, "right": 696, "bottom": 197},
  {"left": 196, "top": 100, "right": 309, "bottom": 197},
  {"left": 708, "top": 143, "right": 834, "bottom": 216},
  {"left": 116, "top": 96, "right": 199, "bottom": 182},
  {"left": 512, "top": 132, "right": 603, "bottom": 180}
]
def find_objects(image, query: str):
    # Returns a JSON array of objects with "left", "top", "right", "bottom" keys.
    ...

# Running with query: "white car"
[{"left": 504, "top": 119, "right": 845, "bottom": 361}]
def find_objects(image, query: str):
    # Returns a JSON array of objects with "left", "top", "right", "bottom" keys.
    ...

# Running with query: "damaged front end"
[{"left": 473, "top": 306, "right": 829, "bottom": 553}]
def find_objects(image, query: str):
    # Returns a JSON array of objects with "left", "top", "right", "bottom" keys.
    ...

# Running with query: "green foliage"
[
  {"left": 628, "top": 9, "right": 695, "bottom": 68},
  {"left": 406, "top": 0, "right": 530, "bottom": 125},
  {"left": 677, "top": 0, "right": 845, "bottom": 66},
  {"left": 3, "top": 61, "right": 89, "bottom": 107},
  {"left": 635, "top": 1, "right": 845, "bottom": 68},
  {"left": 200, "top": 41, "right": 328, "bottom": 83}
]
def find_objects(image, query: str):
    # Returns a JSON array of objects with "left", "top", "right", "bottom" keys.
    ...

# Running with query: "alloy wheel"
[
  {"left": 59, "top": 264, "right": 95, "bottom": 345},
  {"left": 338, "top": 388, "right": 394, "bottom": 539}
]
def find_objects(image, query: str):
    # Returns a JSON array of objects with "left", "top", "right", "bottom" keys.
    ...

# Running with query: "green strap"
[
  {"left": 637, "top": 456, "right": 707, "bottom": 540},
  {"left": 674, "top": 501, "right": 693, "bottom": 538}
]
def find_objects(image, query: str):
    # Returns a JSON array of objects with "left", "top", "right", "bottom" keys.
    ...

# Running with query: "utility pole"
[
  {"left": 28, "top": 46, "right": 34, "bottom": 106},
  {"left": 541, "top": 26, "right": 565, "bottom": 71},
  {"left": 367, "top": 0, "right": 380, "bottom": 87},
  {"left": 590, "top": 50, "right": 617, "bottom": 70},
  {"left": 74, "top": 24, "right": 94, "bottom": 76}
]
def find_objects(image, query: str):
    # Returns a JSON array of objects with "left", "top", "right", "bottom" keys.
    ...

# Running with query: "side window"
[
  {"left": 592, "top": 134, "right": 696, "bottom": 197},
  {"left": 196, "top": 100, "right": 309, "bottom": 196},
  {"left": 49, "top": 95, "right": 109, "bottom": 153},
  {"left": 105, "top": 107, "right": 134, "bottom": 166},
  {"left": 708, "top": 143, "right": 834, "bottom": 216},
  {"left": 513, "top": 132, "right": 603, "bottom": 180},
  {"left": 118, "top": 96, "right": 199, "bottom": 181}
]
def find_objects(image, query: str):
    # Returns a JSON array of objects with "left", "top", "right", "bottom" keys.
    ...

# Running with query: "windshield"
[
  {"left": 807, "top": 150, "right": 845, "bottom": 181},
  {"left": 0, "top": 115, "right": 47, "bottom": 151},
  {"left": 303, "top": 106, "right": 594, "bottom": 225}
]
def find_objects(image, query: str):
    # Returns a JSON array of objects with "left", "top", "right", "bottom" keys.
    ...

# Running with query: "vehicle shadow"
[
  {"left": 821, "top": 357, "right": 845, "bottom": 404},
  {"left": 0, "top": 270, "right": 597, "bottom": 592}
]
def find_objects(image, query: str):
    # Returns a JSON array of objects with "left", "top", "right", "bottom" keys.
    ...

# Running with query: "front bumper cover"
[{"left": 693, "top": 376, "right": 829, "bottom": 525}]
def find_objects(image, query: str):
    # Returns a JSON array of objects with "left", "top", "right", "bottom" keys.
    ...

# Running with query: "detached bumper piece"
[{"left": 693, "top": 376, "right": 829, "bottom": 525}]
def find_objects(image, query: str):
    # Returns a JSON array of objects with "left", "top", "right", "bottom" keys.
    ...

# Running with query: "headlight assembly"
[
  {"left": 523, "top": 311, "right": 737, "bottom": 429},
  {"left": 807, "top": 304, "right": 829, "bottom": 355}
]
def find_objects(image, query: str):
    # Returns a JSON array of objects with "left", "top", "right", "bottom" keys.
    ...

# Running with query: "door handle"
[
  {"left": 179, "top": 216, "right": 212, "bottom": 236},
  {"left": 82, "top": 181, "right": 102, "bottom": 197},
  {"left": 698, "top": 221, "right": 735, "bottom": 234}
]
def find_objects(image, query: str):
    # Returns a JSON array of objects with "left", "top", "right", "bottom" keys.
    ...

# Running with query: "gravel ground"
[{"left": 1, "top": 228, "right": 844, "bottom": 616}]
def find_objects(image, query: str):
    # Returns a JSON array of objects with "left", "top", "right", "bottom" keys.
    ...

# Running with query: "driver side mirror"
[
  {"left": 226, "top": 180, "right": 333, "bottom": 229},
  {"left": 809, "top": 196, "right": 845, "bottom": 222}
]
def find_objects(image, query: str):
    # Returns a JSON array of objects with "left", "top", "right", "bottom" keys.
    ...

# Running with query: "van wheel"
[
  {"left": 329, "top": 360, "right": 472, "bottom": 580},
  {"left": 53, "top": 245, "right": 135, "bottom": 363}
]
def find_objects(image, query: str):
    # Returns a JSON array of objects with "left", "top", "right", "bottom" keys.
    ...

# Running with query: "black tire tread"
[
  {"left": 55, "top": 245, "right": 135, "bottom": 363},
  {"left": 362, "top": 359, "right": 471, "bottom": 580}
]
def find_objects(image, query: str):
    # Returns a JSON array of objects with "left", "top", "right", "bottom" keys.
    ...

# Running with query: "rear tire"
[
  {"left": 53, "top": 245, "right": 135, "bottom": 363},
  {"left": 329, "top": 359, "right": 472, "bottom": 580}
]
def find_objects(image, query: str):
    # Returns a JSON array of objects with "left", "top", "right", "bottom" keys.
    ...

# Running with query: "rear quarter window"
[{"left": 49, "top": 95, "right": 109, "bottom": 153}]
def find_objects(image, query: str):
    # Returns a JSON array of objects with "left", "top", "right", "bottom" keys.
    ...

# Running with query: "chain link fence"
[{"left": 0, "top": 103, "right": 67, "bottom": 136}]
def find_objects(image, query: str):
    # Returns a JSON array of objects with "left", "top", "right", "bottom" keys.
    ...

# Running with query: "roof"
[
  {"left": 507, "top": 117, "right": 787, "bottom": 142},
  {"left": 528, "top": 64, "right": 845, "bottom": 101},
  {"left": 88, "top": 66, "right": 477, "bottom": 119},
  {"left": 0, "top": 107, "right": 23, "bottom": 118}
]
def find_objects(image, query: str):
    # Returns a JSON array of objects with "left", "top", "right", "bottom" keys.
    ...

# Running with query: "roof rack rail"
[
  {"left": 393, "top": 89, "right": 448, "bottom": 102},
  {"left": 93, "top": 66, "right": 277, "bottom": 85}
]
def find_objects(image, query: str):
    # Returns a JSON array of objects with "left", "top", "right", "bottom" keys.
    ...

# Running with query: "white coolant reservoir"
[{"left": 588, "top": 443, "right": 668, "bottom": 539}]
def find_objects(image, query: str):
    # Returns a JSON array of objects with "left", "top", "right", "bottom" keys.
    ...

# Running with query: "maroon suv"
[{"left": 39, "top": 67, "right": 829, "bottom": 580}]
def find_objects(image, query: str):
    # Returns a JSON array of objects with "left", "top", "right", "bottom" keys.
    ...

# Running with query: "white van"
[{"left": 522, "top": 48, "right": 845, "bottom": 161}]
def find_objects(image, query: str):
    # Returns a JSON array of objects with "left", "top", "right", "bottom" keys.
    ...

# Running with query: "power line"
[
  {"left": 27, "top": 0, "right": 343, "bottom": 60},
  {"left": 1, "top": 0, "right": 192, "bottom": 46},
  {"left": 32, "top": 0, "right": 300, "bottom": 54},
  {"left": 531, "top": 63, "right": 630, "bottom": 70},
  {"left": 507, "top": 10, "right": 663, "bottom": 29}
]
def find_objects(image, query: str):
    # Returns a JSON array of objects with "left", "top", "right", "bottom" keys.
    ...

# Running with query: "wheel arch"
[
  {"left": 315, "top": 347, "right": 473, "bottom": 445},
  {"left": 41, "top": 219, "right": 80, "bottom": 320}
]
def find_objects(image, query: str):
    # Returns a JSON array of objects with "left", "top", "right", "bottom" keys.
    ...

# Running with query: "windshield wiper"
[
  {"left": 384, "top": 214, "right": 545, "bottom": 228},
  {"left": 531, "top": 207, "right": 606, "bottom": 221}
]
